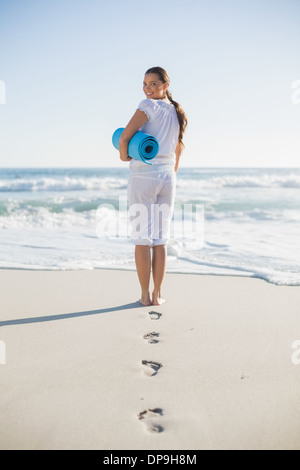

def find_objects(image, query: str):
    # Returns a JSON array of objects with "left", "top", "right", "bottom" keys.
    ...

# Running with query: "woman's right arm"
[
  {"left": 119, "top": 110, "right": 148, "bottom": 162},
  {"left": 174, "top": 142, "right": 181, "bottom": 173}
]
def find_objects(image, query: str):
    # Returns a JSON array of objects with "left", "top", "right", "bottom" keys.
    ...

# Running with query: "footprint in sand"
[
  {"left": 148, "top": 311, "right": 162, "bottom": 320},
  {"left": 137, "top": 408, "right": 164, "bottom": 433},
  {"left": 142, "top": 360, "right": 162, "bottom": 377},
  {"left": 143, "top": 332, "right": 160, "bottom": 344}
]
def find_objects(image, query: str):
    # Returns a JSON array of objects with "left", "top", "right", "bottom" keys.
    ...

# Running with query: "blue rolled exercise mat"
[{"left": 112, "top": 128, "right": 159, "bottom": 165}]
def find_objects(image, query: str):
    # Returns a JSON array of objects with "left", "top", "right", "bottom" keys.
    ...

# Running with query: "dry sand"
[{"left": 0, "top": 269, "right": 300, "bottom": 450}]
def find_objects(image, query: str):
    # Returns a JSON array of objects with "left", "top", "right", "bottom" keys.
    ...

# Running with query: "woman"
[{"left": 119, "top": 66, "right": 188, "bottom": 306}]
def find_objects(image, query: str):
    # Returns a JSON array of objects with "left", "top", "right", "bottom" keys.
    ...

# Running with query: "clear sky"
[{"left": 0, "top": 0, "right": 299, "bottom": 168}]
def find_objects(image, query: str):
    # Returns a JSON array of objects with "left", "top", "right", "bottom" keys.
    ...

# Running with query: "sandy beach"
[{"left": 0, "top": 268, "right": 300, "bottom": 450}]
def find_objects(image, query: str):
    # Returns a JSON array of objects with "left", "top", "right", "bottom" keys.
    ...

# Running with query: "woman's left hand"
[{"left": 120, "top": 155, "right": 132, "bottom": 162}]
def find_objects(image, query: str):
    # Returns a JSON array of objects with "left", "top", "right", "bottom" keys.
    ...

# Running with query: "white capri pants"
[{"left": 127, "top": 165, "right": 176, "bottom": 246}]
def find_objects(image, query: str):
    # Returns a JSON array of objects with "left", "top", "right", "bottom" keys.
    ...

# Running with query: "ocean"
[{"left": 0, "top": 167, "right": 299, "bottom": 286}]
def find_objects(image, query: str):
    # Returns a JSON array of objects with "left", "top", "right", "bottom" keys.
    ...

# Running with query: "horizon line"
[{"left": 1, "top": 165, "right": 300, "bottom": 170}]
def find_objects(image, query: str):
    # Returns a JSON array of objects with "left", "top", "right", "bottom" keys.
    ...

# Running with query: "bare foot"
[
  {"left": 152, "top": 292, "right": 166, "bottom": 306},
  {"left": 139, "top": 299, "right": 152, "bottom": 306},
  {"left": 139, "top": 294, "right": 152, "bottom": 306}
]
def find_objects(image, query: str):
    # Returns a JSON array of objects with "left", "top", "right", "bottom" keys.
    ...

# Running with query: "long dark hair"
[{"left": 145, "top": 66, "right": 188, "bottom": 152}]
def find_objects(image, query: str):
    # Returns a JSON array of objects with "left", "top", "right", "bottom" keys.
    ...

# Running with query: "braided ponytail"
[
  {"left": 165, "top": 89, "right": 188, "bottom": 152},
  {"left": 145, "top": 67, "right": 188, "bottom": 152}
]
